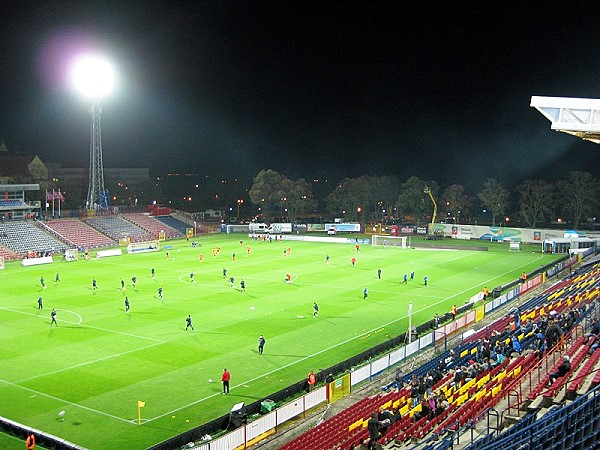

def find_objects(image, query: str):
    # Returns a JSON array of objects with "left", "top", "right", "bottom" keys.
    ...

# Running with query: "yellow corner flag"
[{"left": 137, "top": 400, "right": 145, "bottom": 425}]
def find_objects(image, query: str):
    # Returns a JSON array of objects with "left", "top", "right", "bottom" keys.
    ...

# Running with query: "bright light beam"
[{"left": 70, "top": 54, "right": 115, "bottom": 99}]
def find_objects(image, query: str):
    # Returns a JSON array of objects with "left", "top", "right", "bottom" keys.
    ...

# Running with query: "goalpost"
[
  {"left": 372, "top": 235, "right": 410, "bottom": 249},
  {"left": 64, "top": 248, "right": 78, "bottom": 262},
  {"left": 0, "top": 256, "right": 4, "bottom": 270}
]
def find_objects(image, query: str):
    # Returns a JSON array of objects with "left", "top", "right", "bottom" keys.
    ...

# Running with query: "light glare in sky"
[{"left": 70, "top": 54, "right": 115, "bottom": 98}]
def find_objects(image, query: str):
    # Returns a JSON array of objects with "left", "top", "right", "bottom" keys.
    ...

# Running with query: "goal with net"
[
  {"left": 0, "top": 256, "right": 4, "bottom": 270},
  {"left": 372, "top": 235, "right": 410, "bottom": 249},
  {"left": 64, "top": 248, "right": 78, "bottom": 262}
]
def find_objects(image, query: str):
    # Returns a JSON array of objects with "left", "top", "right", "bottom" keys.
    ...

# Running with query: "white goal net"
[
  {"left": 372, "top": 235, "right": 409, "bottom": 249},
  {"left": 64, "top": 248, "right": 78, "bottom": 262},
  {"left": 508, "top": 241, "right": 521, "bottom": 252}
]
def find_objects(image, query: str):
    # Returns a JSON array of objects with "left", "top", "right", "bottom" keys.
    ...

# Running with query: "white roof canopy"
[{"left": 530, "top": 96, "right": 600, "bottom": 144}]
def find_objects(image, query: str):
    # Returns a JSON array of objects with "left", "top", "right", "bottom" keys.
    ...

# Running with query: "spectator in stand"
[
  {"left": 367, "top": 412, "right": 386, "bottom": 450},
  {"left": 393, "top": 368, "right": 404, "bottom": 390},
  {"left": 414, "top": 397, "right": 431, "bottom": 421},
  {"left": 586, "top": 320, "right": 600, "bottom": 354},
  {"left": 548, "top": 355, "right": 571, "bottom": 386},
  {"left": 585, "top": 320, "right": 600, "bottom": 343},
  {"left": 377, "top": 407, "right": 392, "bottom": 435},
  {"left": 546, "top": 319, "right": 565, "bottom": 351},
  {"left": 409, "top": 375, "right": 421, "bottom": 403},
  {"left": 511, "top": 306, "right": 521, "bottom": 329},
  {"left": 563, "top": 309, "right": 576, "bottom": 332},
  {"left": 512, "top": 336, "right": 522, "bottom": 355},
  {"left": 539, "top": 313, "right": 549, "bottom": 334},
  {"left": 452, "top": 366, "right": 465, "bottom": 387},
  {"left": 435, "top": 394, "right": 448, "bottom": 417},
  {"left": 535, "top": 330, "right": 547, "bottom": 358}
]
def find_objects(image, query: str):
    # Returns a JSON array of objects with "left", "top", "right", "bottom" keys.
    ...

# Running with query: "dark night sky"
[{"left": 1, "top": 2, "right": 600, "bottom": 193}]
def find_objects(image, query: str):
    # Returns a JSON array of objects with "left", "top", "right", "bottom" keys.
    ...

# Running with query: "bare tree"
[
  {"left": 478, "top": 178, "right": 509, "bottom": 226},
  {"left": 442, "top": 184, "right": 472, "bottom": 224},
  {"left": 556, "top": 171, "right": 599, "bottom": 229},
  {"left": 516, "top": 179, "right": 554, "bottom": 227}
]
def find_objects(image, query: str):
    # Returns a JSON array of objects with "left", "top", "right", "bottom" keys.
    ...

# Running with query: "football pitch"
[{"left": 0, "top": 235, "right": 559, "bottom": 449}]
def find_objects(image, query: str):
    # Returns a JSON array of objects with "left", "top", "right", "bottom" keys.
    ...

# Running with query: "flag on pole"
[{"left": 137, "top": 400, "right": 145, "bottom": 425}]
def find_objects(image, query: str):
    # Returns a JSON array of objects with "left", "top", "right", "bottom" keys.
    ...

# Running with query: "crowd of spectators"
[{"left": 363, "top": 297, "right": 595, "bottom": 449}]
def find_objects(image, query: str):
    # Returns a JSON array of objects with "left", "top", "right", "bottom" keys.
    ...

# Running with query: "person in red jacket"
[
  {"left": 26, "top": 433, "right": 35, "bottom": 450},
  {"left": 307, "top": 370, "right": 316, "bottom": 392},
  {"left": 222, "top": 368, "right": 231, "bottom": 394}
]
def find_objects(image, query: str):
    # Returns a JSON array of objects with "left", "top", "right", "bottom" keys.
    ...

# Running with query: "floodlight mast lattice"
[
  {"left": 87, "top": 101, "right": 109, "bottom": 210},
  {"left": 70, "top": 55, "right": 114, "bottom": 210}
]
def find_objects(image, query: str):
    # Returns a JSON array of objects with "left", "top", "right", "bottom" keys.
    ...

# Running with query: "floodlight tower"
[{"left": 71, "top": 55, "right": 115, "bottom": 210}]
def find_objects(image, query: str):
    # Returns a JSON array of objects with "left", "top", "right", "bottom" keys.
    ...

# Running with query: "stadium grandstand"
[{"left": 245, "top": 260, "right": 600, "bottom": 450}]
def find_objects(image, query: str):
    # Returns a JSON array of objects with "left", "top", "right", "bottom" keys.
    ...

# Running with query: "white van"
[{"left": 249, "top": 223, "right": 268, "bottom": 233}]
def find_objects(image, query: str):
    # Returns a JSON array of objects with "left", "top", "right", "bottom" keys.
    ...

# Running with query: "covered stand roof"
[{"left": 531, "top": 96, "right": 600, "bottom": 144}]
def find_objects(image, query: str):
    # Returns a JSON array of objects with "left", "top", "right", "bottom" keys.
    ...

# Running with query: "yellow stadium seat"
[{"left": 349, "top": 419, "right": 363, "bottom": 432}]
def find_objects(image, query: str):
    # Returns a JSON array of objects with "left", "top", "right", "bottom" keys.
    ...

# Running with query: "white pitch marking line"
[
  {"left": 14, "top": 341, "right": 165, "bottom": 384},
  {"left": 0, "top": 307, "right": 165, "bottom": 343},
  {"left": 0, "top": 378, "right": 132, "bottom": 424}
]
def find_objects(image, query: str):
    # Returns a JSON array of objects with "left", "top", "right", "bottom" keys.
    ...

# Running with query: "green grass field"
[{"left": 0, "top": 235, "right": 559, "bottom": 449}]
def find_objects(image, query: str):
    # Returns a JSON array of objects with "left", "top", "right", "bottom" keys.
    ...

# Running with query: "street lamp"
[
  {"left": 70, "top": 54, "right": 115, "bottom": 210},
  {"left": 237, "top": 199, "right": 244, "bottom": 219},
  {"left": 356, "top": 207, "right": 362, "bottom": 221}
]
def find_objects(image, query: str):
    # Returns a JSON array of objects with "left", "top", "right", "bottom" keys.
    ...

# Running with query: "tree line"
[{"left": 249, "top": 169, "right": 600, "bottom": 229}]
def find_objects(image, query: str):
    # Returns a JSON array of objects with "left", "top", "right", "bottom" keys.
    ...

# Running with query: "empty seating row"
[
  {"left": 43, "top": 219, "right": 116, "bottom": 249},
  {"left": 85, "top": 216, "right": 154, "bottom": 243},
  {"left": 155, "top": 215, "right": 190, "bottom": 235},
  {"left": 0, "top": 221, "right": 68, "bottom": 255},
  {"left": 122, "top": 213, "right": 183, "bottom": 239}
]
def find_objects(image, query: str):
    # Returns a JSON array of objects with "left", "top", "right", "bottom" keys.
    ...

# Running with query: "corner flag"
[{"left": 137, "top": 400, "right": 145, "bottom": 425}]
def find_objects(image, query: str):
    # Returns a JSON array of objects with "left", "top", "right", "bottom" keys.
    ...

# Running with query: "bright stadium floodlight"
[
  {"left": 70, "top": 54, "right": 115, "bottom": 99},
  {"left": 70, "top": 53, "right": 115, "bottom": 210}
]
